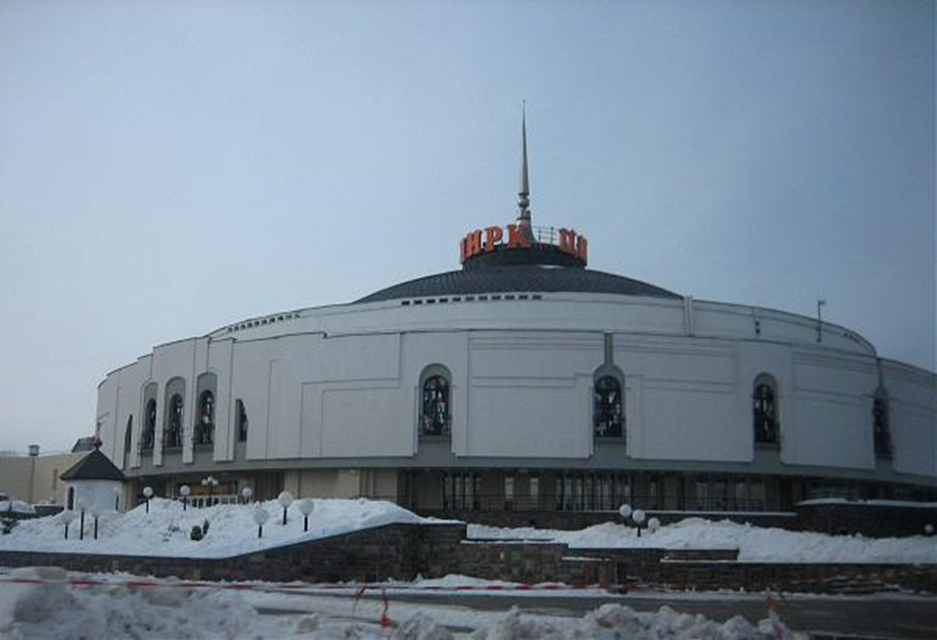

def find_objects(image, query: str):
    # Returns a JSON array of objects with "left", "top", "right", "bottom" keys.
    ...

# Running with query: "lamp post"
[
  {"left": 619, "top": 503, "right": 650, "bottom": 537},
  {"left": 91, "top": 507, "right": 100, "bottom": 540},
  {"left": 252, "top": 507, "right": 269, "bottom": 538},
  {"left": 277, "top": 491, "right": 294, "bottom": 525},
  {"left": 632, "top": 509, "right": 646, "bottom": 537},
  {"left": 297, "top": 499, "right": 315, "bottom": 532},
  {"left": 61, "top": 510, "right": 76, "bottom": 539},
  {"left": 142, "top": 486, "right": 153, "bottom": 513},
  {"left": 241, "top": 487, "right": 253, "bottom": 505},
  {"left": 647, "top": 517, "right": 661, "bottom": 535},
  {"left": 113, "top": 486, "right": 121, "bottom": 512},
  {"left": 179, "top": 485, "right": 191, "bottom": 511},
  {"left": 77, "top": 498, "right": 86, "bottom": 541},
  {"left": 201, "top": 476, "right": 219, "bottom": 508}
]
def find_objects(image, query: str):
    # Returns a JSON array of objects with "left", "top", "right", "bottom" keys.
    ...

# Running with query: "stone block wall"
[{"left": 796, "top": 502, "right": 937, "bottom": 538}]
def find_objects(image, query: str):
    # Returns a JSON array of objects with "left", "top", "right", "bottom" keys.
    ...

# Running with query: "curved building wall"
[{"left": 95, "top": 293, "right": 937, "bottom": 508}]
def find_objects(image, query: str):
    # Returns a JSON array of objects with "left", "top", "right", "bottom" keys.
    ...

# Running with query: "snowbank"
[
  {"left": 0, "top": 500, "right": 35, "bottom": 515},
  {"left": 0, "top": 497, "right": 439, "bottom": 558},
  {"left": 0, "top": 567, "right": 797, "bottom": 639},
  {"left": 469, "top": 518, "right": 937, "bottom": 564}
]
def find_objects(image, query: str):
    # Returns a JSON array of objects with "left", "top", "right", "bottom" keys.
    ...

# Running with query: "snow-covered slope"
[
  {"left": 468, "top": 518, "right": 937, "bottom": 564},
  {"left": 0, "top": 498, "right": 439, "bottom": 559}
]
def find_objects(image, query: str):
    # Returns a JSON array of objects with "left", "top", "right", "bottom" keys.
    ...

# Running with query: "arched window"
[
  {"left": 196, "top": 390, "right": 214, "bottom": 445},
  {"left": 593, "top": 375, "right": 623, "bottom": 437},
  {"left": 873, "top": 391, "right": 891, "bottom": 458},
  {"left": 421, "top": 366, "right": 451, "bottom": 437},
  {"left": 753, "top": 375, "right": 779, "bottom": 445},
  {"left": 236, "top": 399, "right": 248, "bottom": 443},
  {"left": 142, "top": 399, "right": 156, "bottom": 451},
  {"left": 166, "top": 394, "right": 183, "bottom": 448},
  {"left": 124, "top": 415, "right": 133, "bottom": 454}
]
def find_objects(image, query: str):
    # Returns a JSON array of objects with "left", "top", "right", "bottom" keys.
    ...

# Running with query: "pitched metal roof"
[
  {"left": 60, "top": 449, "right": 126, "bottom": 482},
  {"left": 355, "top": 264, "right": 681, "bottom": 304}
]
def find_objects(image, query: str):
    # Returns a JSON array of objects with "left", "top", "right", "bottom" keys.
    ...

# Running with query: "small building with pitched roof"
[{"left": 60, "top": 441, "right": 125, "bottom": 512}]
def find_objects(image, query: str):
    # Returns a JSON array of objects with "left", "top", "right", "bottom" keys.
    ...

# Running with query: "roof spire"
[{"left": 516, "top": 102, "right": 531, "bottom": 227}]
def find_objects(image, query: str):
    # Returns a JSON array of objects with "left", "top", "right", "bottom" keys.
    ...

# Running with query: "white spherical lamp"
[
  {"left": 277, "top": 491, "right": 294, "bottom": 525},
  {"left": 252, "top": 507, "right": 270, "bottom": 538}
]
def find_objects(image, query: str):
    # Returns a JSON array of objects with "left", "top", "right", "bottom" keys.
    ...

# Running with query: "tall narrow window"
[
  {"left": 753, "top": 375, "right": 779, "bottom": 445},
  {"left": 420, "top": 365, "right": 451, "bottom": 437},
  {"left": 196, "top": 390, "right": 214, "bottom": 445},
  {"left": 593, "top": 375, "right": 623, "bottom": 437},
  {"left": 142, "top": 399, "right": 156, "bottom": 451},
  {"left": 873, "top": 392, "right": 892, "bottom": 458},
  {"left": 124, "top": 415, "right": 133, "bottom": 454},
  {"left": 166, "top": 394, "right": 183, "bottom": 448},
  {"left": 236, "top": 399, "right": 249, "bottom": 443}
]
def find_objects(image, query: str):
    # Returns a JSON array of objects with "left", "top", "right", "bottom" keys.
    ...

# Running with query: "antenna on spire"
[{"left": 516, "top": 101, "right": 531, "bottom": 227}]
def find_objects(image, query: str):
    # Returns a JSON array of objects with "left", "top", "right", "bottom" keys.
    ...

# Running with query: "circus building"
[{"left": 95, "top": 120, "right": 936, "bottom": 527}]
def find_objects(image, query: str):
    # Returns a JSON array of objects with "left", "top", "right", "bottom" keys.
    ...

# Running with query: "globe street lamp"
[
  {"left": 179, "top": 485, "right": 191, "bottom": 511},
  {"left": 241, "top": 486, "right": 253, "bottom": 505},
  {"left": 61, "top": 510, "right": 77, "bottom": 539},
  {"left": 142, "top": 486, "right": 154, "bottom": 513},
  {"left": 647, "top": 517, "right": 661, "bottom": 535},
  {"left": 618, "top": 504, "right": 633, "bottom": 521},
  {"left": 113, "top": 486, "right": 121, "bottom": 511},
  {"left": 297, "top": 499, "right": 315, "bottom": 532},
  {"left": 201, "top": 476, "right": 219, "bottom": 507},
  {"left": 252, "top": 507, "right": 269, "bottom": 538},
  {"left": 277, "top": 491, "right": 294, "bottom": 525},
  {"left": 632, "top": 509, "right": 646, "bottom": 537},
  {"left": 91, "top": 506, "right": 101, "bottom": 540}
]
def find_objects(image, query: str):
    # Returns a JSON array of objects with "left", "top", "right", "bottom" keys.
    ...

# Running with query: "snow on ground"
[
  {"left": 468, "top": 518, "right": 937, "bottom": 564},
  {"left": 0, "top": 497, "right": 932, "bottom": 564},
  {"left": 0, "top": 501, "right": 35, "bottom": 515},
  {"left": 0, "top": 497, "right": 441, "bottom": 558},
  {"left": 0, "top": 567, "right": 801, "bottom": 639}
]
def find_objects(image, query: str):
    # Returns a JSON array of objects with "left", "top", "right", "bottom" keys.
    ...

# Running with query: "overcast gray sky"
[{"left": 0, "top": 1, "right": 933, "bottom": 453}]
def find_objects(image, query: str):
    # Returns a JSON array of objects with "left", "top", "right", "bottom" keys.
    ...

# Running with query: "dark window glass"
[
  {"left": 124, "top": 415, "right": 133, "bottom": 454},
  {"left": 593, "top": 376, "right": 623, "bottom": 437},
  {"left": 422, "top": 375, "right": 451, "bottom": 436},
  {"left": 873, "top": 398, "right": 891, "bottom": 457},
  {"left": 166, "top": 394, "right": 183, "bottom": 448},
  {"left": 196, "top": 390, "right": 214, "bottom": 445},
  {"left": 142, "top": 400, "right": 156, "bottom": 450},
  {"left": 237, "top": 399, "right": 248, "bottom": 443},
  {"left": 753, "top": 383, "right": 778, "bottom": 444}
]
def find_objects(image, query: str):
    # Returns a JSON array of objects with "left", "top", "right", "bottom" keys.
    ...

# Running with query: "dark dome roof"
[{"left": 355, "top": 263, "right": 680, "bottom": 303}]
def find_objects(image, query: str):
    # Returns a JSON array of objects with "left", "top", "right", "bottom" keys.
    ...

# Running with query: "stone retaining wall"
[{"left": 0, "top": 521, "right": 933, "bottom": 593}]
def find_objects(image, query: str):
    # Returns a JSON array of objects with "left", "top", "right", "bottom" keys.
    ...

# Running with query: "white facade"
[{"left": 95, "top": 287, "right": 936, "bottom": 508}]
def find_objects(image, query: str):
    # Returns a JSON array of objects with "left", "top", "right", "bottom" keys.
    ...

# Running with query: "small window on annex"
[
  {"left": 593, "top": 368, "right": 624, "bottom": 438},
  {"left": 873, "top": 389, "right": 892, "bottom": 458},
  {"left": 753, "top": 374, "right": 779, "bottom": 445},
  {"left": 420, "top": 365, "right": 451, "bottom": 437},
  {"left": 236, "top": 399, "right": 249, "bottom": 443}
]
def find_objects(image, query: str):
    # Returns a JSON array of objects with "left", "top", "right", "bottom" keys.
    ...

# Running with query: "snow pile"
[
  {"left": 469, "top": 518, "right": 937, "bottom": 564},
  {"left": 0, "top": 567, "right": 796, "bottom": 639},
  {"left": 0, "top": 500, "right": 35, "bottom": 515},
  {"left": 467, "top": 604, "right": 800, "bottom": 640},
  {"left": 0, "top": 497, "right": 437, "bottom": 558},
  {"left": 0, "top": 566, "right": 294, "bottom": 639}
]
